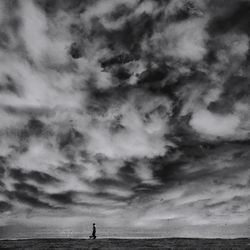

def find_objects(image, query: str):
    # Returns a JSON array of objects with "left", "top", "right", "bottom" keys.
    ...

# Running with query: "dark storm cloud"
[
  {"left": 48, "top": 191, "right": 75, "bottom": 204},
  {"left": 27, "top": 171, "right": 59, "bottom": 185},
  {"left": 0, "top": 0, "right": 250, "bottom": 234},
  {"left": 6, "top": 190, "right": 53, "bottom": 209},
  {"left": 26, "top": 118, "right": 47, "bottom": 136},
  {"left": 0, "top": 160, "right": 5, "bottom": 177},
  {"left": 0, "top": 75, "right": 21, "bottom": 96},
  {"left": 13, "top": 182, "right": 39, "bottom": 195},
  {"left": 0, "top": 201, "right": 12, "bottom": 213},
  {"left": 118, "top": 161, "right": 140, "bottom": 183},
  {"left": 151, "top": 141, "right": 250, "bottom": 185},
  {"left": 2, "top": 106, "right": 51, "bottom": 117},
  {"left": 5, "top": 181, "right": 60, "bottom": 209},
  {"left": 9, "top": 169, "right": 60, "bottom": 184},
  {"left": 152, "top": 159, "right": 187, "bottom": 184},
  {"left": 208, "top": 1, "right": 250, "bottom": 35},
  {"left": 57, "top": 128, "right": 84, "bottom": 150},
  {"left": 93, "top": 177, "right": 129, "bottom": 189},
  {"left": 36, "top": 0, "right": 94, "bottom": 14}
]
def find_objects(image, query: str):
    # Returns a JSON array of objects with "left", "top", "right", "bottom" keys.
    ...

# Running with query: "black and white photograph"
[{"left": 0, "top": 0, "right": 250, "bottom": 249}]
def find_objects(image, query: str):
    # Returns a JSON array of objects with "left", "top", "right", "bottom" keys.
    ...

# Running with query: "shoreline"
[{"left": 1, "top": 237, "right": 249, "bottom": 240}]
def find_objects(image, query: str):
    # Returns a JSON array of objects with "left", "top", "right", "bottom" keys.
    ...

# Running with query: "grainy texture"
[
  {"left": 0, "top": 238, "right": 250, "bottom": 250},
  {"left": 1, "top": 0, "right": 250, "bottom": 239}
]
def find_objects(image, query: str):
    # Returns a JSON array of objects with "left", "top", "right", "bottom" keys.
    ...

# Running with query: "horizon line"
[{"left": 1, "top": 236, "right": 250, "bottom": 241}]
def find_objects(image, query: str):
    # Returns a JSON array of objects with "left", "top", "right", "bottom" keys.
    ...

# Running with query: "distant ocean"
[
  {"left": 0, "top": 225, "right": 171, "bottom": 240},
  {"left": 1, "top": 224, "right": 249, "bottom": 240}
]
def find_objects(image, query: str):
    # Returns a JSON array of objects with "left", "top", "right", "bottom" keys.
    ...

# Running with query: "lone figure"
[{"left": 89, "top": 223, "right": 96, "bottom": 239}]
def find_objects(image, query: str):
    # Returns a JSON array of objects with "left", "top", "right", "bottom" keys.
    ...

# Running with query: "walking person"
[{"left": 89, "top": 223, "right": 96, "bottom": 239}]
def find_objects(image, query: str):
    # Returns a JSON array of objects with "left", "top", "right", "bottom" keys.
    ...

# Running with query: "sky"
[{"left": 0, "top": 0, "right": 250, "bottom": 238}]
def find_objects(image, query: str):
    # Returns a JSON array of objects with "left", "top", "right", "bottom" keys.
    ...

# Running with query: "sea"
[{"left": 1, "top": 224, "right": 249, "bottom": 240}]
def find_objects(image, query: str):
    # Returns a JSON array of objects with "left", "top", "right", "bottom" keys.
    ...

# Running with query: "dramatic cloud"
[{"left": 0, "top": 0, "right": 250, "bottom": 238}]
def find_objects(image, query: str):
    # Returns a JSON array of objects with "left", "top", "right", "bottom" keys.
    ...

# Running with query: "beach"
[{"left": 0, "top": 238, "right": 250, "bottom": 250}]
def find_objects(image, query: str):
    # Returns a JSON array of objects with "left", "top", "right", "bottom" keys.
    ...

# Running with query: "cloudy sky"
[{"left": 0, "top": 0, "right": 250, "bottom": 238}]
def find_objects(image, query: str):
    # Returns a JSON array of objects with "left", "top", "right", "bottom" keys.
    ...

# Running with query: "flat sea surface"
[
  {"left": 1, "top": 224, "right": 250, "bottom": 240},
  {"left": 0, "top": 225, "right": 171, "bottom": 239}
]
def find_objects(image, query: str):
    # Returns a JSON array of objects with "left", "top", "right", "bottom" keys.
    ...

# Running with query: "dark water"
[
  {"left": 0, "top": 225, "right": 171, "bottom": 239},
  {"left": 1, "top": 224, "right": 250, "bottom": 240}
]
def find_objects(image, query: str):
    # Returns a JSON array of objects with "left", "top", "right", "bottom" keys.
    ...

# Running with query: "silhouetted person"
[{"left": 89, "top": 223, "right": 96, "bottom": 239}]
